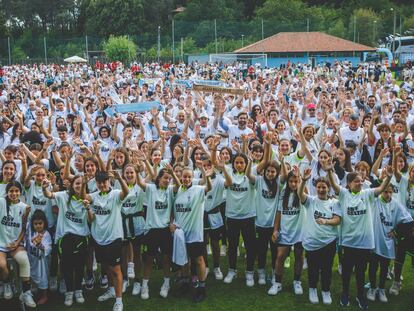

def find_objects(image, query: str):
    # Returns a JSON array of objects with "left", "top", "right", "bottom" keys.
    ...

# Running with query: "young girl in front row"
[{"left": 26, "top": 209, "right": 52, "bottom": 305}]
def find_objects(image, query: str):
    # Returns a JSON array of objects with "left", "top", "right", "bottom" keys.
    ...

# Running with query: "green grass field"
[{"left": 4, "top": 250, "right": 414, "bottom": 311}]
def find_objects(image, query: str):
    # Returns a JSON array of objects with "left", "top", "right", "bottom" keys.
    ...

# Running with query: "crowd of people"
[{"left": 0, "top": 59, "right": 414, "bottom": 311}]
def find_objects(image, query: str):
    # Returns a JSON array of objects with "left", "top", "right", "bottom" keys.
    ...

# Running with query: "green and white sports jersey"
[
  {"left": 0, "top": 199, "right": 27, "bottom": 251},
  {"left": 302, "top": 196, "right": 341, "bottom": 251},
  {"left": 173, "top": 185, "right": 205, "bottom": 243},
  {"left": 54, "top": 191, "right": 89, "bottom": 242},
  {"left": 89, "top": 189, "right": 124, "bottom": 245},
  {"left": 204, "top": 175, "right": 225, "bottom": 230},
  {"left": 397, "top": 175, "right": 414, "bottom": 218},
  {"left": 338, "top": 187, "right": 376, "bottom": 249},
  {"left": 25, "top": 180, "right": 55, "bottom": 227},
  {"left": 87, "top": 178, "right": 98, "bottom": 193},
  {"left": 225, "top": 169, "right": 255, "bottom": 219},
  {"left": 144, "top": 184, "right": 174, "bottom": 230},
  {"left": 277, "top": 186, "right": 303, "bottom": 245},
  {"left": 122, "top": 184, "right": 145, "bottom": 237},
  {"left": 255, "top": 176, "right": 280, "bottom": 228}
]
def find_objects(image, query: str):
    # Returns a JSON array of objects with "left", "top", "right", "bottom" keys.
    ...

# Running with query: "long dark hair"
[
  {"left": 231, "top": 152, "right": 248, "bottom": 173},
  {"left": 282, "top": 171, "right": 300, "bottom": 210},
  {"left": 263, "top": 160, "right": 280, "bottom": 198},
  {"left": 5, "top": 181, "right": 22, "bottom": 215},
  {"left": 67, "top": 175, "right": 86, "bottom": 205},
  {"left": 10, "top": 123, "right": 23, "bottom": 143},
  {"left": 30, "top": 209, "right": 48, "bottom": 232},
  {"left": 0, "top": 160, "right": 16, "bottom": 183},
  {"left": 155, "top": 168, "right": 169, "bottom": 188}
]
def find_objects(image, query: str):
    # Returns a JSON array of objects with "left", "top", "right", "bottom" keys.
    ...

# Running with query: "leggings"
[
  {"left": 369, "top": 253, "right": 390, "bottom": 289},
  {"left": 47, "top": 226, "right": 59, "bottom": 277},
  {"left": 227, "top": 217, "right": 256, "bottom": 271},
  {"left": 59, "top": 234, "right": 88, "bottom": 292},
  {"left": 306, "top": 240, "right": 336, "bottom": 291},
  {"left": 342, "top": 246, "right": 370, "bottom": 298},
  {"left": 219, "top": 202, "right": 227, "bottom": 246},
  {"left": 256, "top": 226, "right": 277, "bottom": 270}
]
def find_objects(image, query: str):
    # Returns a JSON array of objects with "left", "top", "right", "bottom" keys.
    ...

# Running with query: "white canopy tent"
[{"left": 64, "top": 55, "right": 88, "bottom": 63}]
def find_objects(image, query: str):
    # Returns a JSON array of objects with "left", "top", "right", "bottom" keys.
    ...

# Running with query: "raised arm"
[
  {"left": 298, "top": 167, "right": 311, "bottom": 204},
  {"left": 113, "top": 171, "right": 129, "bottom": 201},
  {"left": 326, "top": 163, "right": 340, "bottom": 195},
  {"left": 393, "top": 147, "right": 403, "bottom": 182},
  {"left": 246, "top": 156, "right": 256, "bottom": 184},
  {"left": 374, "top": 165, "right": 393, "bottom": 196}
]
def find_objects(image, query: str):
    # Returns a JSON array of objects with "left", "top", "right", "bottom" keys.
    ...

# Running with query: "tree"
[
  {"left": 103, "top": 36, "right": 137, "bottom": 63},
  {"left": 348, "top": 8, "right": 382, "bottom": 46}
]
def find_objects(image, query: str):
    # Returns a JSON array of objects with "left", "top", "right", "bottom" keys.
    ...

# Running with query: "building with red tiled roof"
[{"left": 233, "top": 32, "right": 375, "bottom": 67}]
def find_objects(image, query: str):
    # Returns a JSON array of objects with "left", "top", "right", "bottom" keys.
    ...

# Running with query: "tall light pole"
[
  {"left": 391, "top": 8, "right": 396, "bottom": 55},
  {"left": 373, "top": 20, "right": 377, "bottom": 44},
  {"left": 157, "top": 26, "right": 161, "bottom": 63},
  {"left": 241, "top": 34, "right": 244, "bottom": 48}
]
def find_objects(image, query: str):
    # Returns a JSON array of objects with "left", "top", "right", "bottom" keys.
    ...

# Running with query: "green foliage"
[
  {"left": 11, "top": 46, "right": 27, "bottom": 60},
  {"left": 348, "top": 8, "right": 382, "bottom": 46},
  {"left": 103, "top": 35, "right": 137, "bottom": 63}
]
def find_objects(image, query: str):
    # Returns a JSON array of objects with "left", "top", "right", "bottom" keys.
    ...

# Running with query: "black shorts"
[
  {"left": 142, "top": 228, "right": 172, "bottom": 256},
  {"left": 186, "top": 242, "right": 205, "bottom": 258},
  {"left": 94, "top": 238, "right": 122, "bottom": 267}
]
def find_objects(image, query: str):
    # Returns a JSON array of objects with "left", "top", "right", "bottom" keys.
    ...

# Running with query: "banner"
[
  {"left": 138, "top": 78, "right": 158, "bottom": 88},
  {"left": 193, "top": 84, "right": 244, "bottom": 95},
  {"left": 108, "top": 87, "right": 123, "bottom": 104},
  {"left": 174, "top": 79, "right": 226, "bottom": 88},
  {"left": 113, "top": 101, "right": 162, "bottom": 114}
]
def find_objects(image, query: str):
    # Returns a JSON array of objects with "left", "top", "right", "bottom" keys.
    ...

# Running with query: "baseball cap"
[{"left": 307, "top": 103, "right": 316, "bottom": 109}]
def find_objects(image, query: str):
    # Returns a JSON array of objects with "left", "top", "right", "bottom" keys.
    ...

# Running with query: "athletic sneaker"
[
  {"left": 85, "top": 275, "right": 95, "bottom": 290},
  {"left": 308, "top": 288, "right": 319, "bottom": 304},
  {"left": 127, "top": 262, "right": 135, "bottom": 279},
  {"left": 132, "top": 282, "right": 141, "bottom": 296},
  {"left": 284, "top": 256, "right": 291, "bottom": 268},
  {"left": 356, "top": 296, "right": 368, "bottom": 310},
  {"left": 100, "top": 275, "right": 109, "bottom": 289},
  {"left": 303, "top": 257, "right": 308, "bottom": 270},
  {"left": 220, "top": 245, "right": 227, "bottom": 257},
  {"left": 64, "top": 292, "right": 74, "bottom": 307},
  {"left": 206, "top": 244, "right": 212, "bottom": 255},
  {"left": 49, "top": 276, "right": 58, "bottom": 291},
  {"left": 257, "top": 269, "right": 266, "bottom": 285},
  {"left": 378, "top": 288, "right": 388, "bottom": 303},
  {"left": 98, "top": 288, "right": 115, "bottom": 302},
  {"left": 366, "top": 288, "right": 376, "bottom": 301},
  {"left": 340, "top": 295, "right": 350, "bottom": 307},
  {"left": 74, "top": 290, "right": 85, "bottom": 303},
  {"left": 389, "top": 281, "right": 401, "bottom": 296},
  {"left": 122, "top": 279, "right": 128, "bottom": 293},
  {"left": 223, "top": 269, "right": 237, "bottom": 284},
  {"left": 268, "top": 282, "right": 282, "bottom": 295},
  {"left": 160, "top": 283, "right": 170, "bottom": 298},
  {"left": 141, "top": 285, "right": 149, "bottom": 300},
  {"left": 214, "top": 267, "right": 223, "bottom": 280},
  {"left": 245, "top": 271, "right": 254, "bottom": 287},
  {"left": 3, "top": 282, "right": 13, "bottom": 299},
  {"left": 321, "top": 291, "right": 332, "bottom": 305},
  {"left": 293, "top": 280, "right": 303, "bottom": 295},
  {"left": 59, "top": 279, "right": 67, "bottom": 294},
  {"left": 113, "top": 301, "right": 123, "bottom": 311},
  {"left": 20, "top": 290, "right": 36, "bottom": 308}
]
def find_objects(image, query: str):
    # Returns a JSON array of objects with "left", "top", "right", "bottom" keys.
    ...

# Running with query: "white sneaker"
[
  {"left": 98, "top": 288, "right": 115, "bottom": 302},
  {"left": 389, "top": 281, "right": 401, "bottom": 296},
  {"left": 141, "top": 285, "right": 149, "bottom": 300},
  {"left": 268, "top": 282, "right": 282, "bottom": 295},
  {"left": 127, "top": 262, "right": 135, "bottom": 279},
  {"left": 246, "top": 271, "right": 254, "bottom": 287},
  {"left": 122, "top": 279, "right": 128, "bottom": 293},
  {"left": 338, "top": 263, "right": 342, "bottom": 275},
  {"left": 378, "top": 288, "right": 388, "bottom": 303},
  {"left": 224, "top": 269, "right": 237, "bottom": 284},
  {"left": 220, "top": 245, "right": 227, "bottom": 257},
  {"left": 49, "top": 276, "right": 58, "bottom": 291},
  {"left": 64, "top": 291, "right": 74, "bottom": 307},
  {"left": 258, "top": 269, "right": 266, "bottom": 285},
  {"left": 207, "top": 244, "right": 212, "bottom": 255},
  {"left": 293, "top": 280, "right": 303, "bottom": 295},
  {"left": 160, "top": 283, "right": 170, "bottom": 298},
  {"left": 3, "top": 282, "right": 13, "bottom": 299},
  {"left": 20, "top": 290, "right": 36, "bottom": 308},
  {"left": 303, "top": 257, "right": 308, "bottom": 270},
  {"left": 113, "top": 301, "right": 123, "bottom": 311},
  {"left": 309, "top": 288, "right": 319, "bottom": 304},
  {"left": 74, "top": 290, "right": 85, "bottom": 304},
  {"left": 321, "top": 291, "right": 332, "bottom": 305},
  {"left": 205, "top": 267, "right": 210, "bottom": 278},
  {"left": 132, "top": 282, "right": 141, "bottom": 296},
  {"left": 59, "top": 279, "right": 67, "bottom": 294},
  {"left": 214, "top": 267, "right": 223, "bottom": 280},
  {"left": 367, "top": 287, "right": 376, "bottom": 301}
]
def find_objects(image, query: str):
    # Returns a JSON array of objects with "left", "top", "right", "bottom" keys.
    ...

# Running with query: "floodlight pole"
[
  {"left": 85, "top": 35, "right": 89, "bottom": 61},
  {"left": 214, "top": 19, "right": 218, "bottom": 54},
  {"left": 172, "top": 19, "right": 175, "bottom": 63},
  {"left": 44, "top": 37, "right": 47, "bottom": 65},
  {"left": 7, "top": 37, "right": 11, "bottom": 65},
  {"left": 157, "top": 26, "right": 161, "bottom": 63}
]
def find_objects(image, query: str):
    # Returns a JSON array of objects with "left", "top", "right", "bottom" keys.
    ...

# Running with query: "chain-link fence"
[{"left": 0, "top": 19, "right": 349, "bottom": 65}]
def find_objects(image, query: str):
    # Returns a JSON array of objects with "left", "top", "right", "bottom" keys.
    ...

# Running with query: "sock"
[
  {"left": 134, "top": 278, "right": 141, "bottom": 283},
  {"left": 22, "top": 281, "right": 31, "bottom": 292},
  {"left": 116, "top": 297, "right": 122, "bottom": 304},
  {"left": 163, "top": 277, "right": 170, "bottom": 286},
  {"left": 199, "top": 281, "right": 206, "bottom": 288},
  {"left": 294, "top": 274, "right": 301, "bottom": 281},
  {"left": 142, "top": 279, "right": 149, "bottom": 287},
  {"left": 109, "top": 286, "right": 115, "bottom": 295}
]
